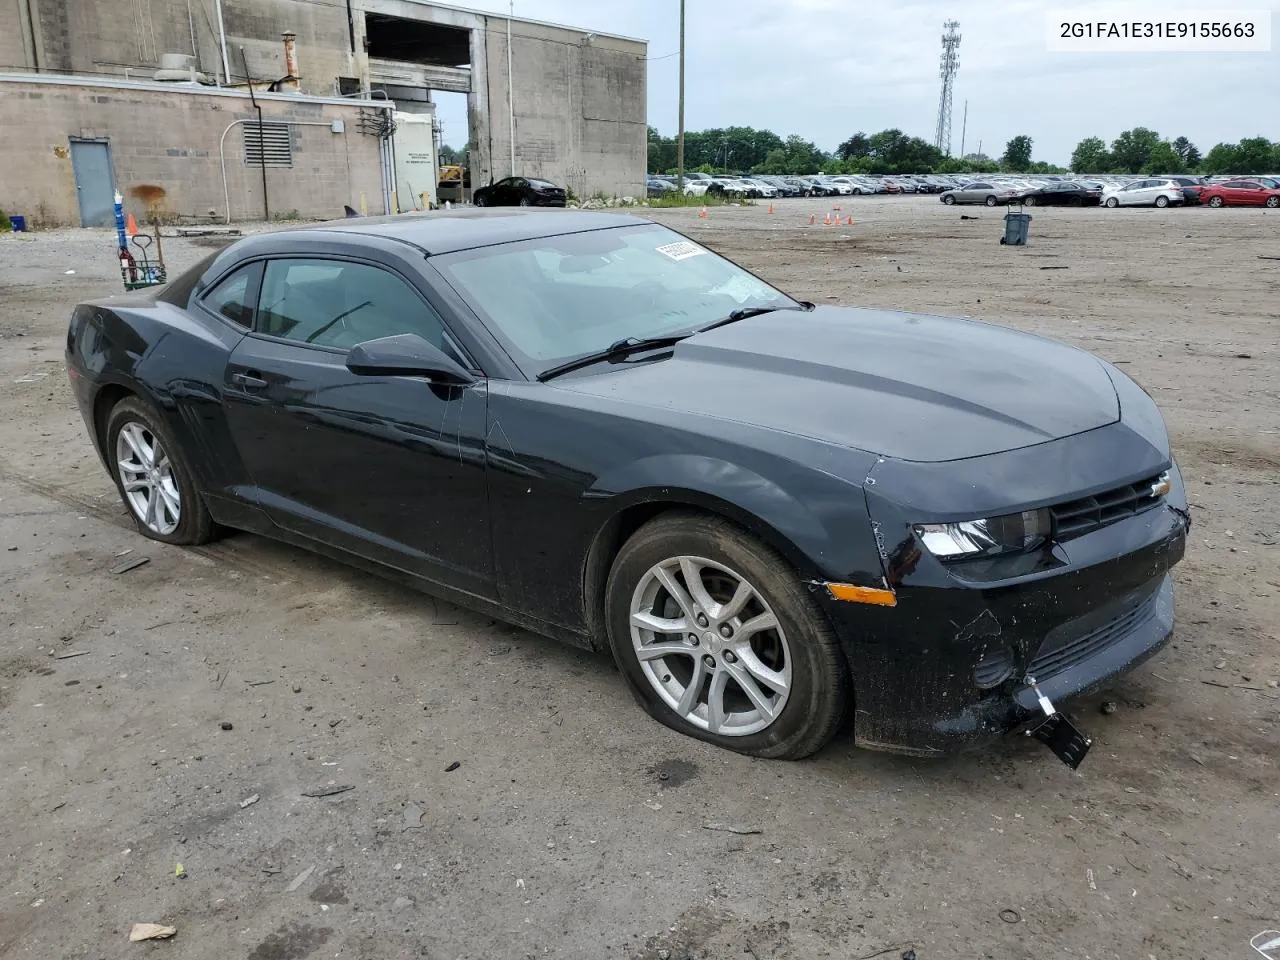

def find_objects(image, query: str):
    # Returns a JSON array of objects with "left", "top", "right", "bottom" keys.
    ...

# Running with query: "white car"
[
  {"left": 817, "top": 178, "right": 854, "bottom": 195},
  {"left": 1101, "top": 178, "right": 1184, "bottom": 208},
  {"left": 827, "top": 177, "right": 872, "bottom": 195}
]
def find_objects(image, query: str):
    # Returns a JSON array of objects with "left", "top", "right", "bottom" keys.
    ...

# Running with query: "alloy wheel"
[
  {"left": 115, "top": 421, "right": 181, "bottom": 535},
  {"left": 629, "top": 555, "right": 791, "bottom": 737},
  {"left": 1267, "top": 197, "right": 1279, "bottom": 208}
]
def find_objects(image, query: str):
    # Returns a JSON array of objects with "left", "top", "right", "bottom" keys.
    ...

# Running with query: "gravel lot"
[{"left": 1, "top": 196, "right": 1277, "bottom": 960}]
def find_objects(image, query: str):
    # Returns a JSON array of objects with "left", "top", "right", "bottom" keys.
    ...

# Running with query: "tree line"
[
  {"left": 1069, "top": 130, "right": 1280, "bottom": 175},
  {"left": 646, "top": 126, "right": 1048, "bottom": 176},
  {"left": 647, "top": 125, "right": 1280, "bottom": 177}
]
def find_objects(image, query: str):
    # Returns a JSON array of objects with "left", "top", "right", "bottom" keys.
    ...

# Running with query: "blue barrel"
[
  {"left": 9, "top": 214, "right": 26, "bottom": 232},
  {"left": 1001, "top": 212, "right": 1031, "bottom": 246}
]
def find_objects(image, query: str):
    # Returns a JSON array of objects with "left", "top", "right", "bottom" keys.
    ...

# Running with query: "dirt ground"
[{"left": 0, "top": 197, "right": 1276, "bottom": 960}]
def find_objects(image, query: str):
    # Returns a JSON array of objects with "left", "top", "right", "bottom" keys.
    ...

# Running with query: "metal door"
[{"left": 69, "top": 139, "right": 117, "bottom": 227}]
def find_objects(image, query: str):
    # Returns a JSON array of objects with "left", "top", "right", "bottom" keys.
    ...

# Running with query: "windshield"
[{"left": 434, "top": 224, "right": 797, "bottom": 378}]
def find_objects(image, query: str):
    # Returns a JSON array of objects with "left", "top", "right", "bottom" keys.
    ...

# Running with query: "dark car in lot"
[
  {"left": 473, "top": 176, "right": 567, "bottom": 207},
  {"left": 65, "top": 209, "right": 1189, "bottom": 764},
  {"left": 1158, "top": 175, "right": 1208, "bottom": 205},
  {"left": 1014, "top": 181, "right": 1103, "bottom": 206}
]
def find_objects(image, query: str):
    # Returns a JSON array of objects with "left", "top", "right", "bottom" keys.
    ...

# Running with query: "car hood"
[{"left": 555, "top": 306, "right": 1120, "bottom": 463}]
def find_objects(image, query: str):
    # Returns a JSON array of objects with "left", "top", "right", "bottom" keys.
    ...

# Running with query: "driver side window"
[{"left": 256, "top": 258, "right": 452, "bottom": 354}]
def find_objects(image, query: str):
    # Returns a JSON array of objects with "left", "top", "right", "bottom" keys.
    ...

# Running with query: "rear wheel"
[
  {"left": 474, "top": 194, "right": 487, "bottom": 207},
  {"left": 605, "top": 513, "right": 848, "bottom": 760},
  {"left": 1105, "top": 197, "right": 1119, "bottom": 208},
  {"left": 519, "top": 197, "right": 531, "bottom": 207},
  {"left": 106, "top": 397, "right": 214, "bottom": 546},
  {"left": 1208, "top": 196, "right": 1224, "bottom": 208},
  {"left": 1155, "top": 195, "right": 1169, "bottom": 208},
  {"left": 1023, "top": 195, "right": 1036, "bottom": 206},
  {"left": 1266, "top": 196, "right": 1279, "bottom": 208}
]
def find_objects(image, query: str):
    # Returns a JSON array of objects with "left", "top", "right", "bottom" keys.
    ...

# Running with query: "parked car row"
[
  {"left": 646, "top": 172, "right": 978, "bottom": 199},
  {"left": 938, "top": 173, "right": 1280, "bottom": 209},
  {"left": 643, "top": 170, "right": 1280, "bottom": 209}
]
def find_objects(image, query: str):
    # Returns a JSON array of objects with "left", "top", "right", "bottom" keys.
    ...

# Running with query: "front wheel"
[
  {"left": 1266, "top": 196, "right": 1279, "bottom": 208},
  {"left": 985, "top": 195, "right": 998, "bottom": 207},
  {"left": 1208, "top": 196, "right": 1224, "bottom": 207},
  {"left": 605, "top": 513, "right": 849, "bottom": 760},
  {"left": 942, "top": 194, "right": 955, "bottom": 205},
  {"left": 1105, "top": 197, "right": 1119, "bottom": 208},
  {"left": 106, "top": 397, "right": 214, "bottom": 545},
  {"left": 1155, "top": 195, "right": 1169, "bottom": 208}
]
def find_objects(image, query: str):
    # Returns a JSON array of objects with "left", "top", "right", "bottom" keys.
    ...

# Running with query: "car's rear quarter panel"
[{"left": 66, "top": 296, "right": 249, "bottom": 493}]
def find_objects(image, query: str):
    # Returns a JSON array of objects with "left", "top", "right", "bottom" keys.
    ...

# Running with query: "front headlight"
[{"left": 914, "top": 509, "right": 1051, "bottom": 560}]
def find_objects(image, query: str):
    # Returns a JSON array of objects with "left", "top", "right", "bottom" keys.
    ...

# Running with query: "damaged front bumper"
[{"left": 819, "top": 423, "right": 1190, "bottom": 761}]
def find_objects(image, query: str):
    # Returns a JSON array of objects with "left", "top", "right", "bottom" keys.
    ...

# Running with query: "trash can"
[
  {"left": 9, "top": 214, "right": 27, "bottom": 232},
  {"left": 1000, "top": 211, "right": 1031, "bottom": 246}
]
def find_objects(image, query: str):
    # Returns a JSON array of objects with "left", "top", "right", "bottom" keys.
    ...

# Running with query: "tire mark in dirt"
[{"left": 0, "top": 471, "right": 290, "bottom": 584}]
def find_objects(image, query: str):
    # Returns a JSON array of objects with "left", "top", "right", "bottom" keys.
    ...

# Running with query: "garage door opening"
[{"left": 364, "top": 15, "right": 471, "bottom": 67}]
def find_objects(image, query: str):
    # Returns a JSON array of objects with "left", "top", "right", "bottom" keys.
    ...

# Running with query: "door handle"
[{"left": 231, "top": 371, "right": 268, "bottom": 389}]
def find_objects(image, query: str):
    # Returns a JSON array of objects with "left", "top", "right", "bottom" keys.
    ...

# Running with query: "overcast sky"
[{"left": 435, "top": 0, "right": 1279, "bottom": 165}]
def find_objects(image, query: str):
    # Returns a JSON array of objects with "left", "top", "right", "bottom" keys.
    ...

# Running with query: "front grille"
[
  {"left": 1050, "top": 473, "right": 1165, "bottom": 539},
  {"left": 1029, "top": 591, "right": 1158, "bottom": 680}
]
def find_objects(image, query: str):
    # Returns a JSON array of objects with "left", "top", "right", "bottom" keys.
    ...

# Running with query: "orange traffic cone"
[
  {"left": 767, "top": 203, "right": 774, "bottom": 215},
  {"left": 125, "top": 213, "right": 139, "bottom": 236},
  {"left": 809, "top": 214, "right": 816, "bottom": 225},
  {"left": 846, "top": 216, "right": 854, "bottom": 225},
  {"left": 822, "top": 214, "right": 832, "bottom": 225},
  {"left": 698, "top": 206, "right": 708, "bottom": 219}
]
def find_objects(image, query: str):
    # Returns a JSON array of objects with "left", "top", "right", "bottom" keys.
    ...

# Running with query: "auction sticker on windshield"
[{"left": 655, "top": 241, "right": 707, "bottom": 262}]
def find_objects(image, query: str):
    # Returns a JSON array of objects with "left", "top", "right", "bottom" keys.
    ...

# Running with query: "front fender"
[{"left": 588, "top": 452, "right": 886, "bottom": 587}]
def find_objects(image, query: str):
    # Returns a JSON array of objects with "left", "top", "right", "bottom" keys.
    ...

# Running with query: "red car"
[{"left": 1200, "top": 179, "right": 1280, "bottom": 208}]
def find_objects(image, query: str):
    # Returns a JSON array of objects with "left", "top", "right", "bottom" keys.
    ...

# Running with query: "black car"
[
  {"left": 1014, "top": 181, "right": 1103, "bottom": 206},
  {"left": 472, "top": 176, "right": 566, "bottom": 207},
  {"left": 1158, "top": 175, "right": 1207, "bottom": 205},
  {"left": 646, "top": 178, "right": 676, "bottom": 198},
  {"left": 65, "top": 210, "right": 1188, "bottom": 764}
]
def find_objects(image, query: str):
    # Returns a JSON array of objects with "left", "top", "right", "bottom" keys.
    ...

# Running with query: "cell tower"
[{"left": 934, "top": 20, "right": 961, "bottom": 155}]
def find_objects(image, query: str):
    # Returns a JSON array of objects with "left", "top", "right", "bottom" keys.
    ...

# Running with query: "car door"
[
  {"left": 960, "top": 182, "right": 990, "bottom": 203},
  {"left": 1230, "top": 180, "right": 1264, "bottom": 205},
  {"left": 220, "top": 255, "right": 494, "bottom": 597},
  {"left": 1118, "top": 181, "right": 1147, "bottom": 206}
]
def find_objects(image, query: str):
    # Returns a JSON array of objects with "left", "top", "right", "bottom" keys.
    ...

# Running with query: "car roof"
[{"left": 285, "top": 208, "right": 648, "bottom": 256}]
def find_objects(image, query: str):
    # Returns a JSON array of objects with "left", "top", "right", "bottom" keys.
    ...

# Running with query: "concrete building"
[{"left": 0, "top": 0, "right": 647, "bottom": 225}]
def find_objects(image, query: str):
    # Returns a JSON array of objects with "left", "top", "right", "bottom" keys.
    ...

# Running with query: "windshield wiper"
[
  {"left": 697, "top": 301, "right": 813, "bottom": 335},
  {"left": 536, "top": 334, "right": 689, "bottom": 382}
]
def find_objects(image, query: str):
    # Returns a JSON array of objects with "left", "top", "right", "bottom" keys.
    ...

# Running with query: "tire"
[
  {"left": 106, "top": 396, "right": 215, "bottom": 546},
  {"left": 1105, "top": 197, "right": 1119, "bottom": 208},
  {"left": 1023, "top": 196, "right": 1036, "bottom": 206},
  {"left": 474, "top": 194, "right": 487, "bottom": 207},
  {"left": 985, "top": 195, "right": 998, "bottom": 207},
  {"left": 519, "top": 197, "right": 531, "bottom": 207},
  {"left": 605, "top": 512, "right": 848, "bottom": 760},
  {"left": 942, "top": 195, "right": 955, "bottom": 205},
  {"left": 1155, "top": 195, "right": 1169, "bottom": 208},
  {"left": 1208, "top": 196, "right": 1224, "bottom": 208},
  {"left": 1267, "top": 196, "right": 1279, "bottom": 208}
]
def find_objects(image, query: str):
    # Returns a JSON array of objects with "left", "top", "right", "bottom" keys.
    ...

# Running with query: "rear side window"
[{"left": 201, "top": 263, "right": 260, "bottom": 327}]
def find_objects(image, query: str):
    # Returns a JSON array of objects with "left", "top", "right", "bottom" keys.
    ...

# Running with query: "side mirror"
[{"left": 345, "top": 333, "right": 475, "bottom": 385}]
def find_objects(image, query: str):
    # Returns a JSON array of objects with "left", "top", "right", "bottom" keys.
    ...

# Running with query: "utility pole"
[
  {"left": 959, "top": 99, "right": 968, "bottom": 159},
  {"left": 507, "top": 0, "right": 516, "bottom": 177},
  {"left": 676, "top": 0, "right": 686, "bottom": 193}
]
